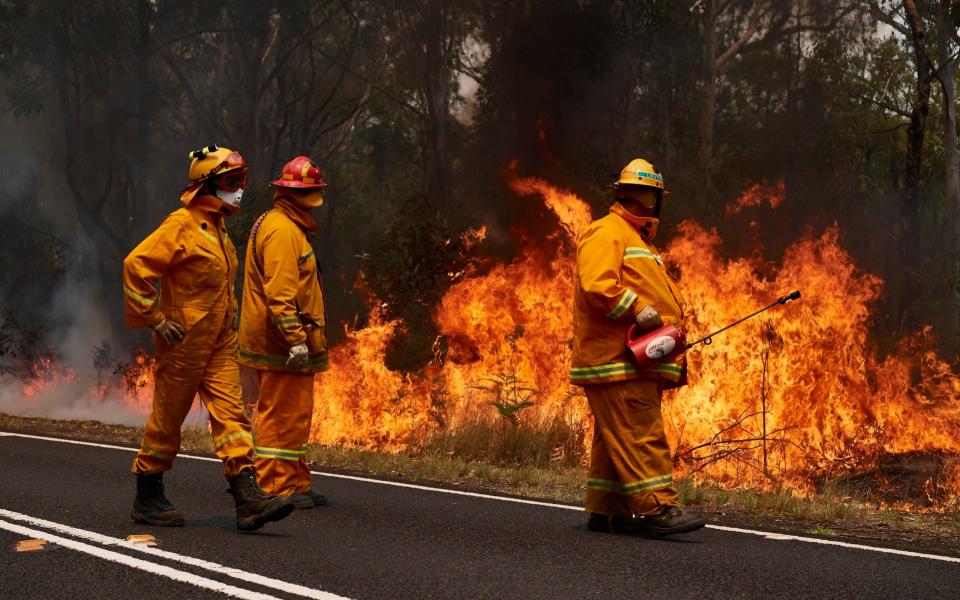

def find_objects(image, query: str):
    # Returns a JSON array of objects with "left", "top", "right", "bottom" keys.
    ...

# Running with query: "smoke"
[
  {"left": 0, "top": 378, "right": 149, "bottom": 426},
  {"left": 0, "top": 112, "right": 167, "bottom": 426},
  {"left": 0, "top": 271, "right": 205, "bottom": 428}
]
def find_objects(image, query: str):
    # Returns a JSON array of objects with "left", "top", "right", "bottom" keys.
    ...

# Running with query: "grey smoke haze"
[
  {"left": 0, "top": 113, "right": 156, "bottom": 425},
  {"left": 0, "top": 269, "right": 206, "bottom": 427}
]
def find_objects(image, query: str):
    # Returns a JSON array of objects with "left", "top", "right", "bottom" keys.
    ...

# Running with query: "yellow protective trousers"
[
  {"left": 254, "top": 371, "right": 314, "bottom": 495},
  {"left": 584, "top": 378, "right": 678, "bottom": 516},
  {"left": 132, "top": 311, "right": 255, "bottom": 479}
]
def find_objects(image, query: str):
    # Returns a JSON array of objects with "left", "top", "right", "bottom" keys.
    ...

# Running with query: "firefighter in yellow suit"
[
  {"left": 239, "top": 155, "right": 329, "bottom": 509},
  {"left": 123, "top": 145, "right": 294, "bottom": 531},
  {"left": 572, "top": 158, "right": 705, "bottom": 536}
]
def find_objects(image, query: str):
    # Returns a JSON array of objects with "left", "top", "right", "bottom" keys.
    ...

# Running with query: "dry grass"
[
  {"left": 304, "top": 443, "right": 586, "bottom": 503},
  {"left": 422, "top": 415, "right": 586, "bottom": 469}
]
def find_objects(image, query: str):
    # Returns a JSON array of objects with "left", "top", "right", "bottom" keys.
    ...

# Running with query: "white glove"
[
  {"left": 635, "top": 305, "right": 663, "bottom": 331},
  {"left": 286, "top": 343, "right": 309, "bottom": 370},
  {"left": 152, "top": 318, "right": 185, "bottom": 345}
]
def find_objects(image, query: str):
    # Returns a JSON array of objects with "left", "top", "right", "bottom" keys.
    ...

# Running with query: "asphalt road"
[{"left": 0, "top": 432, "right": 958, "bottom": 600}]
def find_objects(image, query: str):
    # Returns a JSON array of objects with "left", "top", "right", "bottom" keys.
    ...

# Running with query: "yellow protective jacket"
[
  {"left": 570, "top": 202, "right": 687, "bottom": 387},
  {"left": 123, "top": 195, "right": 238, "bottom": 331},
  {"left": 238, "top": 197, "right": 328, "bottom": 373}
]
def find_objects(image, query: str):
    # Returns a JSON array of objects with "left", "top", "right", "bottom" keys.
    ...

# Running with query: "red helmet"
[{"left": 271, "top": 155, "right": 327, "bottom": 189}]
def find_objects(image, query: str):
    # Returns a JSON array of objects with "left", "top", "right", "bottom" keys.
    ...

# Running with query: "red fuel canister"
[{"left": 625, "top": 323, "right": 687, "bottom": 371}]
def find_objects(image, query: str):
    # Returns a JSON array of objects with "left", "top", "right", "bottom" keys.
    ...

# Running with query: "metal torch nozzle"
[{"left": 779, "top": 290, "right": 801, "bottom": 304}]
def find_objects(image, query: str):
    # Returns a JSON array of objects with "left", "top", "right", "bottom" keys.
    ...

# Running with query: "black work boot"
[
  {"left": 586, "top": 513, "right": 612, "bottom": 532},
  {"left": 588, "top": 508, "right": 706, "bottom": 537},
  {"left": 288, "top": 489, "right": 328, "bottom": 510},
  {"left": 228, "top": 469, "right": 295, "bottom": 532},
  {"left": 131, "top": 473, "right": 185, "bottom": 527},
  {"left": 630, "top": 507, "right": 706, "bottom": 537}
]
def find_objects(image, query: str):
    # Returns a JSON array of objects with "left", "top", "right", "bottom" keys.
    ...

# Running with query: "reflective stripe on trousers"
[
  {"left": 132, "top": 311, "right": 255, "bottom": 478},
  {"left": 253, "top": 370, "right": 315, "bottom": 495},
  {"left": 583, "top": 378, "right": 678, "bottom": 517}
]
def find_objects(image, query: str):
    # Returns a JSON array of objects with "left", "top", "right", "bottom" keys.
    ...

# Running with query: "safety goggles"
[{"left": 215, "top": 169, "right": 248, "bottom": 192}]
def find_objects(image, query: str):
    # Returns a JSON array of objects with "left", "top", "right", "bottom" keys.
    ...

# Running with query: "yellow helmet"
[
  {"left": 615, "top": 158, "right": 665, "bottom": 191},
  {"left": 181, "top": 144, "right": 247, "bottom": 205}
]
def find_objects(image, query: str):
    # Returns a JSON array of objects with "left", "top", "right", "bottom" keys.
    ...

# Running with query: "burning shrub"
[
  {"left": 357, "top": 195, "right": 481, "bottom": 371},
  {"left": 0, "top": 311, "right": 46, "bottom": 378}
]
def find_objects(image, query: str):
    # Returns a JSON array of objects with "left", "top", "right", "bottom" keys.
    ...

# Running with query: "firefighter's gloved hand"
[
  {"left": 635, "top": 305, "right": 663, "bottom": 331},
  {"left": 286, "top": 343, "right": 309, "bottom": 370},
  {"left": 152, "top": 319, "right": 186, "bottom": 345}
]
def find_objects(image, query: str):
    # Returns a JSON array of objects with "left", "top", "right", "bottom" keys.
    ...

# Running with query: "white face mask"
[{"left": 216, "top": 187, "right": 244, "bottom": 208}]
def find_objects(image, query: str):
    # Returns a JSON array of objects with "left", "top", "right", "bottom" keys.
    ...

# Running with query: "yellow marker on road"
[
  {"left": 126, "top": 534, "right": 157, "bottom": 546},
  {"left": 15, "top": 539, "right": 47, "bottom": 552}
]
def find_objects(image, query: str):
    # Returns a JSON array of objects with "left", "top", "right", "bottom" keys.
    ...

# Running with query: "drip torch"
[{"left": 625, "top": 291, "right": 802, "bottom": 370}]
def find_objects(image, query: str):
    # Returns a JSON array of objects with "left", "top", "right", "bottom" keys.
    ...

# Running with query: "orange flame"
[
  {"left": 313, "top": 237, "right": 589, "bottom": 451},
  {"left": 503, "top": 161, "right": 592, "bottom": 238},
  {"left": 118, "top": 351, "right": 157, "bottom": 413},
  {"left": 21, "top": 355, "right": 76, "bottom": 401},
  {"left": 12, "top": 348, "right": 157, "bottom": 418},
  {"left": 725, "top": 181, "right": 785, "bottom": 217},
  {"left": 665, "top": 222, "right": 960, "bottom": 490},
  {"left": 311, "top": 172, "right": 960, "bottom": 505}
]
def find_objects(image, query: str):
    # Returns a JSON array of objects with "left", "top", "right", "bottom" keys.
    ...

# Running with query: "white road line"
[
  {"left": 3, "top": 431, "right": 959, "bottom": 565},
  {"left": 0, "top": 509, "right": 348, "bottom": 600},
  {"left": 0, "top": 432, "right": 575, "bottom": 508},
  {"left": 316, "top": 469, "right": 583, "bottom": 509},
  {"left": 0, "top": 518, "right": 280, "bottom": 600},
  {"left": 0, "top": 431, "right": 219, "bottom": 462},
  {"left": 706, "top": 523, "right": 960, "bottom": 564}
]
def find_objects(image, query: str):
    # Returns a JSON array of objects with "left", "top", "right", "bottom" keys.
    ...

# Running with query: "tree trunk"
[
  {"left": 903, "top": 0, "right": 932, "bottom": 206},
  {"left": 222, "top": 1, "right": 276, "bottom": 219},
  {"left": 423, "top": 0, "right": 452, "bottom": 209},
  {"left": 900, "top": 0, "right": 933, "bottom": 332},
  {"left": 51, "top": 12, "right": 127, "bottom": 345},
  {"left": 698, "top": 0, "right": 719, "bottom": 205},
  {"left": 131, "top": 0, "right": 152, "bottom": 241},
  {"left": 662, "top": 55, "right": 676, "bottom": 170},
  {"left": 936, "top": 3, "right": 960, "bottom": 350}
]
